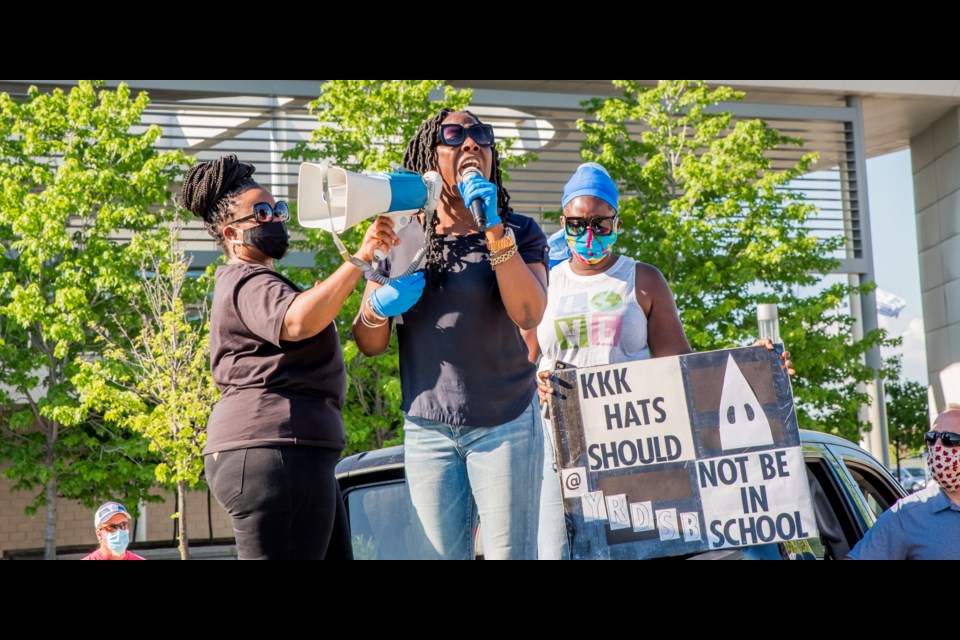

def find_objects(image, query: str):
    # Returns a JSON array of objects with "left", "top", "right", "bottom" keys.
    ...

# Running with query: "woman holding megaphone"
[
  {"left": 353, "top": 110, "right": 549, "bottom": 560},
  {"left": 183, "top": 154, "right": 396, "bottom": 560}
]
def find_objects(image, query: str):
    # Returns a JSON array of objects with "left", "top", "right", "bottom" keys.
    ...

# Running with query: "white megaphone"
[{"left": 298, "top": 161, "right": 441, "bottom": 260}]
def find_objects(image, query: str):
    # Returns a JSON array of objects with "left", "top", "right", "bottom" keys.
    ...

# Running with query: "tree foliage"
[
  {"left": 579, "top": 80, "right": 898, "bottom": 441},
  {"left": 885, "top": 378, "right": 929, "bottom": 471},
  {"left": 0, "top": 81, "right": 186, "bottom": 558},
  {"left": 289, "top": 80, "right": 472, "bottom": 172},
  {"left": 73, "top": 231, "right": 218, "bottom": 559}
]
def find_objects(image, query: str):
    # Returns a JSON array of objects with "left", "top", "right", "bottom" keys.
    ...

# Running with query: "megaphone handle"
[
  {"left": 326, "top": 222, "right": 377, "bottom": 276},
  {"left": 325, "top": 206, "right": 427, "bottom": 285},
  {"left": 372, "top": 214, "right": 411, "bottom": 262},
  {"left": 367, "top": 244, "right": 428, "bottom": 286}
]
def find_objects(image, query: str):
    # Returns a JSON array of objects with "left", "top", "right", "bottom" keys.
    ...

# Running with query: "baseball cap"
[{"left": 94, "top": 501, "right": 130, "bottom": 528}]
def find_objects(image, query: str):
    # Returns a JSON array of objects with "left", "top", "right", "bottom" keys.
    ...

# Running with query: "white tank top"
[{"left": 538, "top": 256, "right": 650, "bottom": 373}]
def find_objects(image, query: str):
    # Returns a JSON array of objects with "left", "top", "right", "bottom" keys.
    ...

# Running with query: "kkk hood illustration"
[{"left": 718, "top": 354, "right": 774, "bottom": 450}]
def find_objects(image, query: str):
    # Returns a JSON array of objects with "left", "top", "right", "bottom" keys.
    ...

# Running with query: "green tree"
[
  {"left": 0, "top": 81, "right": 186, "bottom": 558},
  {"left": 73, "top": 229, "right": 218, "bottom": 559},
  {"left": 289, "top": 80, "right": 471, "bottom": 173},
  {"left": 885, "top": 378, "right": 929, "bottom": 474},
  {"left": 579, "top": 80, "right": 897, "bottom": 442},
  {"left": 284, "top": 80, "right": 473, "bottom": 453}
]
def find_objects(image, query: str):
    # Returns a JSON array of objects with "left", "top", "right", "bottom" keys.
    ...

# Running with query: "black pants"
[{"left": 205, "top": 446, "right": 352, "bottom": 560}]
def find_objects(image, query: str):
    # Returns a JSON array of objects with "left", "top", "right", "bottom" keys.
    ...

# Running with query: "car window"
[
  {"left": 843, "top": 462, "right": 900, "bottom": 520},
  {"left": 344, "top": 480, "right": 422, "bottom": 560},
  {"left": 800, "top": 457, "right": 859, "bottom": 559}
]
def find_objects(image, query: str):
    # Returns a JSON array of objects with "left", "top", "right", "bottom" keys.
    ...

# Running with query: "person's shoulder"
[
  {"left": 890, "top": 483, "right": 942, "bottom": 515},
  {"left": 547, "top": 229, "right": 571, "bottom": 268},
  {"left": 125, "top": 551, "right": 147, "bottom": 560},
  {"left": 632, "top": 259, "right": 661, "bottom": 275},
  {"left": 633, "top": 260, "right": 669, "bottom": 286},
  {"left": 81, "top": 549, "right": 104, "bottom": 560},
  {"left": 217, "top": 262, "right": 271, "bottom": 284},
  {"left": 506, "top": 212, "right": 545, "bottom": 238},
  {"left": 233, "top": 263, "right": 297, "bottom": 292}
]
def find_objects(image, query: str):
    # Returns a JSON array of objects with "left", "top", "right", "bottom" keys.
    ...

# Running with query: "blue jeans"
[
  {"left": 539, "top": 411, "right": 570, "bottom": 559},
  {"left": 403, "top": 397, "right": 543, "bottom": 560}
]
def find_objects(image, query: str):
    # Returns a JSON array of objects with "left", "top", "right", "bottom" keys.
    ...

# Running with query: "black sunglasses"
[
  {"left": 925, "top": 430, "right": 960, "bottom": 447},
  {"left": 232, "top": 201, "right": 290, "bottom": 225},
  {"left": 563, "top": 216, "right": 618, "bottom": 237},
  {"left": 438, "top": 123, "right": 495, "bottom": 148}
]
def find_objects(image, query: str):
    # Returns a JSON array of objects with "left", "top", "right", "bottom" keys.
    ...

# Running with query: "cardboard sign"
[{"left": 547, "top": 346, "right": 818, "bottom": 560}]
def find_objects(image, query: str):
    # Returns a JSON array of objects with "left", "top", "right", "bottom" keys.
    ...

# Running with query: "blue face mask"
[
  {"left": 566, "top": 227, "right": 618, "bottom": 264},
  {"left": 104, "top": 529, "right": 130, "bottom": 555}
]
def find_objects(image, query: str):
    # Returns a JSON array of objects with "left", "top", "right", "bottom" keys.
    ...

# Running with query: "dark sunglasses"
[
  {"left": 231, "top": 201, "right": 290, "bottom": 225},
  {"left": 438, "top": 123, "right": 495, "bottom": 148},
  {"left": 99, "top": 521, "right": 130, "bottom": 533},
  {"left": 564, "top": 216, "right": 618, "bottom": 237},
  {"left": 924, "top": 430, "right": 960, "bottom": 447}
]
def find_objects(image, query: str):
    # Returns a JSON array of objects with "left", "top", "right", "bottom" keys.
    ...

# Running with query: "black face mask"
[{"left": 239, "top": 221, "right": 289, "bottom": 260}]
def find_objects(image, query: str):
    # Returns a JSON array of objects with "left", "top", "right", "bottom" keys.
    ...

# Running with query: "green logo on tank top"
[
  {"left": 591, "top": 291, "right": 623, "bottom": 312},
  {"left": 556, "top": 316, "right": 588, "bottom": 349}
]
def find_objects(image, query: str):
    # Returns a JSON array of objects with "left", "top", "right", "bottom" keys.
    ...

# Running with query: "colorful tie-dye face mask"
[{"left": 566, "top": 226, "right": 618, "bottom": 265}]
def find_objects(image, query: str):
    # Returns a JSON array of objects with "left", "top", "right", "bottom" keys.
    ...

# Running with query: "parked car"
[
  {"left": 336, "top": 430, "right": 907, "bottom": 560},
  {"left": 892, "top": 466, "right": 927, "bottom": 493}
]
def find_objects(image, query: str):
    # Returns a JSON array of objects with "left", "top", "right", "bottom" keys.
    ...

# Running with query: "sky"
[{"left": 865, "top": 149, "right": 928, "bottom": 385}]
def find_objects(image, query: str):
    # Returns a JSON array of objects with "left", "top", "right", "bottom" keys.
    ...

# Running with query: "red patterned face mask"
[{"left": 928, "top": 444, "right": 960, "bottom": 492}]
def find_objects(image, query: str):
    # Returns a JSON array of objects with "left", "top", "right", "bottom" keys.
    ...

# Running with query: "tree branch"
[{"left": 20, "top": 388, "right": 50, "bottom": 437}]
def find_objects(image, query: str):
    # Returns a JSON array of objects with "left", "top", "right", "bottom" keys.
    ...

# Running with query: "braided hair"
[
  {"left": 402, "top": 109, "right": 512, "bottom": 288},
  {"left": 180, "top": 154, "right": 260, "bottom": 249}
]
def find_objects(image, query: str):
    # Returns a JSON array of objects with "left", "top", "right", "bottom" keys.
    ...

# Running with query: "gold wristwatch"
[{"left": 486, "top": 227, "right": 516, "bottom": 253}]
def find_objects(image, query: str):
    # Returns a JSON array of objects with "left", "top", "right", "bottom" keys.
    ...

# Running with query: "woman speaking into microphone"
[
  {"left": 353, "top": 110, "right": 549, "bottom": 560},
  {"left": 182, "top": 154, "right": 396, "bottom": 560}
]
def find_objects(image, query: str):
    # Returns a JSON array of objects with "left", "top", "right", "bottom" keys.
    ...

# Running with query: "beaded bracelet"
[{"left": 489, "top": 244, "right": 518, "bottom": 270}]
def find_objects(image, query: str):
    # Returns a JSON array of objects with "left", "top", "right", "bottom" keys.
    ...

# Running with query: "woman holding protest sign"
[{"left": 535, "top": 162, "right": 794, "bottom": 559}]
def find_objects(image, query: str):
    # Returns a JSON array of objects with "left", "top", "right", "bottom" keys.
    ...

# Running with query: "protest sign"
[{"left": 548, "top": 346, "right": 818, "bottom": 559}]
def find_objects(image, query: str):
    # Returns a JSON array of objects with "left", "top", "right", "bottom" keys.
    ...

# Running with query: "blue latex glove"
[
  {"left": 369, "top": 271, "right": 426, "bottom": 318},
  {"left": 457, "top": 172, "right": 501, "bottom": 227}
]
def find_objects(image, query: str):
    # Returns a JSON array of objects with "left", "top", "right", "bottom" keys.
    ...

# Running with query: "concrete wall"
[{"left": 911, "top": 107, "right": 960, "bottom": 410}]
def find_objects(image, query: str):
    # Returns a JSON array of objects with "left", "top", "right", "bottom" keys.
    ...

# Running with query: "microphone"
[{"left": 459, "top": 166, "right": 487, "bottom": 232}]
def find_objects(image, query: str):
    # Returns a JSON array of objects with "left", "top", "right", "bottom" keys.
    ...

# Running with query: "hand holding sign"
[{"left": 754, "top": 338, "right": 795, "bottom": 377}]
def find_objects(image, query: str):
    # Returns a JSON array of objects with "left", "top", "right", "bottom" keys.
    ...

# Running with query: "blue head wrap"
[{"left": 561, "top": 162, "right": 619, "bottom": 212}]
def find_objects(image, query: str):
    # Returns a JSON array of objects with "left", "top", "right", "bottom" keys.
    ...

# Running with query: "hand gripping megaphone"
[{"left": 298, "top": 161, "right": 441, "bottom": 264}]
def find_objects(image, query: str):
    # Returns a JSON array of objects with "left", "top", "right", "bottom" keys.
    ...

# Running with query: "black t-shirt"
[
  {"left": 384, "top": 213, "right": 548, "bottom": 427},
  {"left": 205, "top": 263, "right": 346, "bottom": 454}
]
